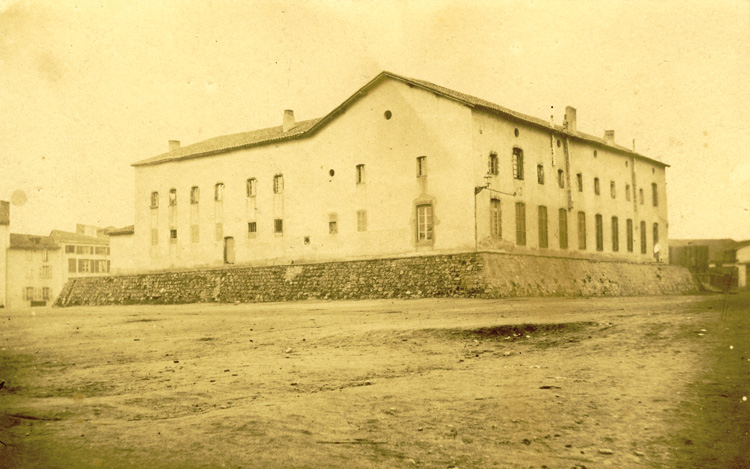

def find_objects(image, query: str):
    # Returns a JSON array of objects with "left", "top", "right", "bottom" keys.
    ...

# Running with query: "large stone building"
[
  {"left": 0, "top": 201, "right": 112, "bottom": 308},
  {"left": 122, "top": 71, "right": 668, "bottom": 273}
]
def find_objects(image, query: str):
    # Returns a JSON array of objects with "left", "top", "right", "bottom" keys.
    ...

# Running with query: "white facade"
[{"left": 124, "top": 72, "right": 669, "bottom": 273}]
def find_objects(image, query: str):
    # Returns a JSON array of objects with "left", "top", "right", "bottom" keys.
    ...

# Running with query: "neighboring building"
[
  {"left": 108, "top": 225, "right": 135, "bottom": 274},
  {"left": 123, "top": 71, "right": 669, "bottom": 272},
  {"left": 0, "top": 200, "right": 112, "bottom": 308},
  {"left": 670, "top": 238, "right": 750, "bottom": 289},
  {"left": 734, "top": 241, "right": 750, "bottom": 289},
  {"left": 669, "top": 238, "right": 737, "bottom": 268},
  {"left": 50, "top": 229, "right": 111, "bottom": 281},
  {"left": 6, "top": 233, "right": 61, "bottom": 307}
]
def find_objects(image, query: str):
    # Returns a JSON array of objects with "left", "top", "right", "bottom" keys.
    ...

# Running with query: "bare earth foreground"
[{"left": 1, "top": 294, "right": 749, "bottom": 468}]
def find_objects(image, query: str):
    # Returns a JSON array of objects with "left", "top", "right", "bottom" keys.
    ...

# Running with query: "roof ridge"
[{"left": 133, "top": 71, "right": 666, "bottom": 168}]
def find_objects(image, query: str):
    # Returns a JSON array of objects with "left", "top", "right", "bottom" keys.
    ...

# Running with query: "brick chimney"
[
  {"left": 168, "top": 140, "right": 181, "bottom": 151},
  {"left": 283, "top": 110, "right": 295, "bottom": 132},
  {"left": 604, "top": 130, "right": 615, "bottom": 145},
  {"left": 564, "top": 106, "right": 577, "bottom": 132}
]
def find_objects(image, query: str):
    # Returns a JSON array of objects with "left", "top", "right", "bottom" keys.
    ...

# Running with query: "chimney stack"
[
  {"left": 604, "top": 130, "right": 615, "bottom": 145},
  {"left": 564, "top": 106, "right": 577, "bottom": 132},
  {"left": 283, "top": 109, "right": 295, "bottom": 132},
  {"left": 0, "top": 200, "right": 9, "bottom": 226},
  {"left": 168, "top": 140, "right": 181, "bottom": 151}
]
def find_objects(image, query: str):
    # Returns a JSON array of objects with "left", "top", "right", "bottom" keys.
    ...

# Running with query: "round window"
[
  {"left": 384, "top": 110, "right": 392, "bottom": 120},
  {"left": 514, "top": 128, "right": 519, "bottom": 137},
  {"left": 329, "top": 169, "right": 335, "bottom": 177}
]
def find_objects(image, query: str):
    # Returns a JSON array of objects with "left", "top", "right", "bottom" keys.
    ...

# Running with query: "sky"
[{"left": 1, "top": 0, "right": 749, "bottom": 240}]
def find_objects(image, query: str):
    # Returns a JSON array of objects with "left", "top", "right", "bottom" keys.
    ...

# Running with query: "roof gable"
[{"left": 133, "top": 71, "right": 668, "bottom": 168}]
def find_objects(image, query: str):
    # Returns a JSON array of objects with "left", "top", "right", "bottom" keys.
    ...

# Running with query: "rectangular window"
[
  {"left": 273, "top": 175, "right": 284, "bottom": 194},
  {"left": 247, "top": 222, "right": 257, "bottom": 238},
  {"left": 357, "top": 210, "right": 367, "bottom": 232},
  {"left": 356, "top": 164, "right": 365, "bottom": 184},
  {"left": 91, "top": 260, "right": 100, "bottom": 273},
  {"left": 416, "top": 204, "right": 433, "bottom": 241},
  {"left": 625, "top": 184, "right": 631, "bottom": 201},
  {"left": 538, "top": 206, "right": 548, "bottom": 248},
  {"left": 191, "top": 186, "right": 200, "bottom": 204},
  {"left": 626, "top": 219, "right": 634, "bottom": 252},
  {"left": 274, "top": 218, "right": 284, "bottom": 235},
  {"left": 65, "top": 245, "right": 75, "bottom": 253},
  {"left": 42, "top": 287, "right": 50, "bottom": 300},
  {"left": 40, "top": 266, "right": 51, "bottom": 279},
  {"left": 595, "top": 214, "right": 604, "bottom": 251},
  {"left": 512, "top": 148, "right": 524, "bottom": 180},
  {"left": 170, "top": 229, "right": 177, "bottom": 244},
  {"left": 42, "top": 249, "right": 49, "bottom": 262},
  {"left": 190, "top": 225, "right": 199, "bottom": 243},
  {"left": 214, "top": 183, "right": 224, "bottom": 201},
  {"left": 489, "top": 153, "right": 499, "bottom": 176},
  {"left": 640, "top": 221, "right": 647, "bottom": 254},
  {"left": 68, "top": 258, "right": 76, "bottom": 273},
  {"left": 577, "top": 211, "right": 586, "bottom": 250},
  {"left": 558, "top": 170, "right": 565, "bottom": 188},
  {"left": 76, "top": 245, "right": 85, "bottom": 255},
  {"left": 639, "top": 188, "right": 644, "bottom": 205},
  {"left": 416, "top": 156, "right": 426, "bottom": 177},
  {"left": 246, "top": 178, "right": 257, "bottom": 197},
  {"left": 329, "top": 213, "right": 338, "bottom": 234},
  {"left": 78, "top": 259, "right": 90, "bottom": 273},
  {"left": 653, "top": 222, "right": 659, "bottom": 248},
  {"left": 490, "top": 199, "right": 502, "bottom": 238},
  {"left": 594, "top": 178, "right": 600, "bottom": 195},
  {"left": 559, "top": 208, "right": 568, "bottom": 249},
  {"left": 95, "top": 246, "right": 106, "bottom": 255},
  {"left": 151, "top": 229, "right": 158, "bottom": 246},
  {"left": 611, "top": 216, "right": 619, "bottom": 252},
  {"left": 169, "top": 188, "right": 177, "bottom": 206},
  {"left": 576, "top": 173, "right": 583, "bottom": 192},
  {"left": 610, "top": 181, "right": 616, "bottom": 199},
  {"left": 537, "top": 164, "right": 545, "bottom": 184},
  {"left": 151, "top": 191, "right": 159, "bottom": 209},
  {"left": 652, "top": 183, "right": 658, "bottom": 207},
  {"left": 215, "top": 223, "right": 223, "bottom": 241},
  {"left": 24, "top": 287, "right": 34, "bottom": 301},
  {"left": 515, "top": 202, "right": 526, "bottom": 246}
]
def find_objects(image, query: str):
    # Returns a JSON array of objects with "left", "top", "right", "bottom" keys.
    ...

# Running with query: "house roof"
[
  {"left": 132, "top": 71, "right": 668, "bottom": 168},
  {"left": 108, "top": 225, "right": 135, "bottom": 236},
  {"left": 9, "top": 233, "right": 60, "bottom": 250},
  {"left": 670, "top": 238, "right": 750, "bottom": 262},
  {"left": 49, "top": 230, "right": 109, "bottom": 245}
]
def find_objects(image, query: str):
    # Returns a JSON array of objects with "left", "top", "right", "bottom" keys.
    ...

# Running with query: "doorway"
[{"left": 224, "top": 236, "right": 235, "bottom": 264}]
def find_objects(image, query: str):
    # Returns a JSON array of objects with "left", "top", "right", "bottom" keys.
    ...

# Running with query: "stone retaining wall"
[{"left": 55, "top": 252, "right": 697, "bottom": 307}]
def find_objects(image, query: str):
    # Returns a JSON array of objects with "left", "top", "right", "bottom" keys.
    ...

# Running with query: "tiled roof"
[
  {"left": 133, "top": 118, "right": 321, "bottom": 167},
  {"left": 49, "top": 230, "right": 109, "bottom": 245},
  {"left": 9, "top": 233, "right": 60, "bottom": 250},
  {"left": 108, "top": 225, "right": 135, "bottom": 236},
  {"left": 132, "top": 71, "right": 667, "bottom": 168}
]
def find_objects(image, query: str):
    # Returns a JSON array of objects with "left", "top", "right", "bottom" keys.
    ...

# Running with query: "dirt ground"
[{"left": 1, "top": 293, "right": 748, "bottom": 468}]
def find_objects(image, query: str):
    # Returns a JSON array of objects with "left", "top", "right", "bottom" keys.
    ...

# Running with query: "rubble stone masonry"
[{"left": 55, "top": 252, "right": 697, "bottom": 307}]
